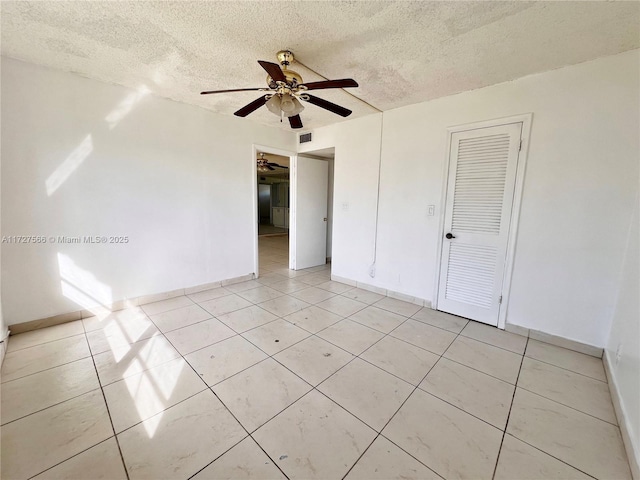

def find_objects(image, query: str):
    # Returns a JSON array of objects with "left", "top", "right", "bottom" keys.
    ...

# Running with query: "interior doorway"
[
  {"left": 290, "top": 148, "right": 335, "bottom": 271},
  {"left": 256, "top": 152, "right": 290, "bottom": 237},
  {"left": 252, "top": 145, "right": 335, "bottom": 278},
  {"left": 253, "top": 146, "right": 295, "bottom": 278}
]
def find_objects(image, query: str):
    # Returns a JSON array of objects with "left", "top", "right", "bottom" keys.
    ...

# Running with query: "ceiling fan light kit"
[
  {"left": 265, "top": 93, "right": 304, "bottom": 118},
  {"left": 201, "top": 50, "right": 358, "bottom": 129},
  {"left": 257, "top": 152, "right": 289, "bottom": 173}
]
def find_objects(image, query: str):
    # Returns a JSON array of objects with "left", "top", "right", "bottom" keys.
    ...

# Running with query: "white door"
[
  {"left": 293, "top": 155, "right": 328, "bottom": 270},
  {"left": 437, "top": 122, "right": 522, "bottom": 325}
]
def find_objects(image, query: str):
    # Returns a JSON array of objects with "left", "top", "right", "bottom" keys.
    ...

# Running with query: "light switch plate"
[{"left": 427, "top": 205, "right": 435, "bottom": 216}]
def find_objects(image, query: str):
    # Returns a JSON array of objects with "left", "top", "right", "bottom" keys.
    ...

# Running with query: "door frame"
[
  {"left": 432, "top": 113, "right": 533, "bottom": 330},
  {"left": 252, "top": 144, "right": 296, "bottom": 278}
]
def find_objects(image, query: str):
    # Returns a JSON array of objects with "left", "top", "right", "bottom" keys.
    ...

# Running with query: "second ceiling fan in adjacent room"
[{"left": 200, "top": 50, "right": 359, "bottom": 129}]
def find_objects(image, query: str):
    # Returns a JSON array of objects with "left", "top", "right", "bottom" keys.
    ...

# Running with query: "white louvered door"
[{"left": 437, "top": 123, "right": 522, "bottom": 325}]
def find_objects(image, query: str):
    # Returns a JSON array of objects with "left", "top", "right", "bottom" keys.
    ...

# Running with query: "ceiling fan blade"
[
  {"left": 300, "top": 79, "right": 359, "bottom": 90},
  {"left": 258, "top": 60, "right": 286, "bottom": 83},
  {"left": 303, "top": 94, "right": 352, "bottom": 117},
  {"left": 267, "top": 165, "right": 276, "bottom": 171},
  {"left": 268, "top": 163, "right": 289, "bottom": 169},
  {"left": 201, "top": 87, "right": 267, "bottom": 95},
  {"left": 234, "top": 95, "right": 268, "bottom": 117},
  {"left": 288, "top": 114, "right": 303, "bottom": 129}
]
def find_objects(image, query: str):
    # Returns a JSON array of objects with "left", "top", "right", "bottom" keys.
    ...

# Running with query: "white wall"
[
  {"left": 1, "top": 57, "right": 295, "bottom": 325},
  {"left": 327, "top": 158, "right": 334, "bottom": 259},
  {"left": 606, "top": 192, "right": 639, "bottom": 477},
  {"left": 300, "top": 49, "right": 639, "bottom": 347},
  {"left": 0, "top": 101, "right": 6, "bottom": 362}
]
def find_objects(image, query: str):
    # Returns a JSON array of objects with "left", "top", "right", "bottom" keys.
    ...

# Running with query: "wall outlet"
[
  {"left": 342, "top": 202, "right": 349, "bottom": 211},
  {"left": 427, "top": 205, "right": 435, "bottom": 216},
  {"left": 369, "top": 264, "right": 376, "bottom": 278},
  {"left": 615, "top": 344, "right": 623, "bottom": 365}
]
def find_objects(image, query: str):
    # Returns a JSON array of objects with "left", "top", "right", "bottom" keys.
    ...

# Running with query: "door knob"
[
  {"left": 323, "top": 218, "right": 328, "bottom": 222},
  {"left": 445, "top": 233, "right": 456, "bottom": 239}
]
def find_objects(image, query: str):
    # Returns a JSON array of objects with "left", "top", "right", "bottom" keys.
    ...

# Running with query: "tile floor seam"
[
  {"left": 25, "top": 436, "right": 123, "bottom": 480},
  {"left": 439, "top": 354, "right": 521, "bottom": 386},
  {"left": 458, "top": 331, "right": 527, "bottom": 355},
  {"left": 491, "top": 336, "right": 529, "bottom": 480},
  {"left": 498, "top": 433, "right": 600, "bottom": 480},
  {"left": 140, "top": 296, "right": 197, "bottom": 315},
  {"left": 86, "top": 330, "right": 165, "bottom": 357},
  {"left": 513, "top": 385, "right": 620, "bottom": 427},
  {"left": 81, "top": 325, "right": 131, "bottom": 480},
  {"left": 360, "top": 340, "right": 454, "bottom": 478},
  {"left": 305, "top": 314, "right": 457, "bottom": 477},
  {"left": 202, "top": 386, "right": 292, "bottom": 480},
  {"left": 522, "top": 354, "right": 608, "bottom": 384},
  {"left": 373, "top": 320, "right": 512, "bottom": 479},
  {"left": 5, "top": 330, "right": 86, "bottom": 354},
  {"left": 417, "top": 388, "right": 505, "bottom": 433},
  {"left": 283, "top": 315, "right": 344, "bottom": 336},
  {"left": 184, "top": 436, "right": 251, "bottom": 480},
  {"left": 95, "top": 350, "right": 182, "bottom": 388},
  {"left": 0, "top": 352, "right": 93, "bottom": 384},
  {"left": 110, "top": 386, "right": 209, "bottom": 436},
  {"left": 219, "top": 316, "right": 278, "bottom": 335},
  {"left": 159, "top": 327, "right": 292, "bottom": 480},
  {"left": 0, "top": 385, "right": 104, "bottom": 428},
  {"left": 339, "top": 430, "right": 446, "bottom": 480},
  {"left": 312, "top": 299, "right": 370, "bottom": 318},
  {"left": 230, "top": 310, "right": 409, "bottom": 442},
  {"left": 304, "top": 314, "right": 440, "bottom": 388},
  {"left": 150, "top": 314, "right": 214, "bottom": 334}
]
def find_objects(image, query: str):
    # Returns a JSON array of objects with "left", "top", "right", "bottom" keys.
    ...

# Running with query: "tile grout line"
[
  {"left": 23, "top": 327, "right": 134, "bottom": 480},
  {"left": 0, "top": 350, "right": 93, "bottom": 385},
  {"left": 25, "top": 436, "right": 122, "bottom": 480},
  {"left": 498, "top": 432, "right": 599, "bottom": 479},
  {"left": 522, "top": 354, "right": 609, "bottom": 384},
  {"left": 191, "top": 290, "right": 413, "bottom": 476},
  {"left": 168, "top": 277, "right": 497, "bottom": 480},
  {"left": 340, "top": 317, "right": 472, "bottom": 480},
  {"left": 1, "top": 385, "right": 103, "bottom": 428},
  {"left": 81, "top": 322, "right": 132, "bottom": 480},
  {"left": 159, "top": 319, "right": 292, "bottom": 480},
  {"left": 491, "top": 335, "right": 529, "bottom": 480},
  {"left": 4, "top": 328, "right": 86, "bottom": 354},
  {"left": 514, "top": 385, "right": 620, "bottom": 427}
]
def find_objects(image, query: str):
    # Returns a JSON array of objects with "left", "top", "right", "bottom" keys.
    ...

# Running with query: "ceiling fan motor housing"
[{"left": 266, "top": 69, "right": 303, "bottom": 88}]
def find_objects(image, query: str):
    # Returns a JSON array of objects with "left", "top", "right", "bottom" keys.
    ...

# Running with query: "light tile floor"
[{"left": 0, "top": 235, "right": 632, "bottom": 479}]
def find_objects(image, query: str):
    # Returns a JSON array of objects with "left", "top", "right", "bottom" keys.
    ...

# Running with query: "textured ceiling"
[{"left": 2, "top": 1, "right": 639, "bottom": 130}]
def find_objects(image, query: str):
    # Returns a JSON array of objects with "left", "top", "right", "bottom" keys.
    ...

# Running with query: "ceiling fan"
[
  {"left": 200, "top": 50, "right": 358, "bottom": 129},
  {"left": 257, "top": 152, "right": 288, "bottom": 172}
]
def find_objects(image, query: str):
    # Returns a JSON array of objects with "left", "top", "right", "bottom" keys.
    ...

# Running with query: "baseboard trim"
[
  {"left": 330, "top": 275, "right": 357, "bottom": 287},
  {"left": 330, "top": 275, "right": 432, "bottom": 309},
  {"left": 503, "top": 323, "right": 602, "bottom": 358},
  {"left": 603, "top": 350, "right": 640, "bottom": 480},
  {"left": 0, "top": 327, "right": 9, "bottom": 368},
  {"left": 8, "top": 273, "right": 257, "bottom": 335},
  {"left": 528, "top": 329, "right": 603, "bottom": 358}
]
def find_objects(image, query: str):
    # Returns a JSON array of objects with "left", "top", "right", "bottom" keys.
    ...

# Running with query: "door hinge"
[
  {"left": 498, "top": 295, "right": 503, "bottom": 304},
  {"left": 519, "top": 140, "right": 523, "bottom": 151}
]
